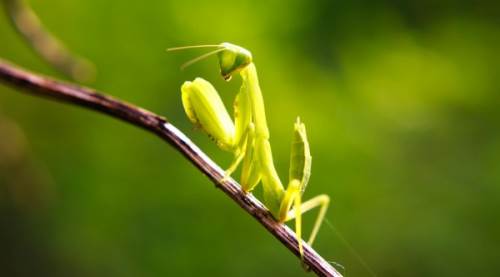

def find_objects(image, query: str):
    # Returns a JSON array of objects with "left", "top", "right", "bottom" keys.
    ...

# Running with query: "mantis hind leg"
[
  {"left": 286, "top": 194, "right": 330, "bottom": 246},
  {"left": 277, "top": 184, "right": 330, "bottom": 260},
  {"left": 277, "top": 181, "right": 303, "bottom": 258}
]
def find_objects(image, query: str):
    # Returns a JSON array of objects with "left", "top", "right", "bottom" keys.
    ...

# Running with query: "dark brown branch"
[
  {"left": 0, "top": 58, "right": 343, "bottom": 277},
  {"left": 3, "top": 0, "right": 96, "bottom": 82}
]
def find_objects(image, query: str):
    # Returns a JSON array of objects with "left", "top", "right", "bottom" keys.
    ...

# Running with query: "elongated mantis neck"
[
  {"left": 240, "top": 63, "right": 270, "bottom": 139},
  {"left": 241, "top": 63, "right": 286, "bottom": 214}
]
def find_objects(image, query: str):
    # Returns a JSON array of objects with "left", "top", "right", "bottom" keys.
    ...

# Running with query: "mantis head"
[
  {"left": 167, "top": 42, "right": 253, "bottom": 81},
  {"left": 217, "top": 43, "right": 252, "bottom": 81}
]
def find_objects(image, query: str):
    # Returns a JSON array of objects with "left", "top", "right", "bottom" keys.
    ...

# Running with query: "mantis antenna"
[
  {"left": 166, "top": 44, "right": 221, "bottom": 51},
  {"left": 179, "top": 48, "right": 225, "bottom": 70},
  {"left": 166, "top": 44, "right": 226, "bottom": 70}
]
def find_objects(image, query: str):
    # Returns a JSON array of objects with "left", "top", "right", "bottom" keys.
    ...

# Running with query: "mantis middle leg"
[{"left": 278, "top": 181, "right": 330, "bottom": 258}]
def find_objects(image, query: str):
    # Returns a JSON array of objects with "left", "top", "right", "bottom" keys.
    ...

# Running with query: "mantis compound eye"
[{"left": 217, "top": 43, "right": 252, "bottom": 81}]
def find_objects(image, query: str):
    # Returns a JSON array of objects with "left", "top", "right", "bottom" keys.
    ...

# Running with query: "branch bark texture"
[{"left": 0, "top": 59, "right": 343, "bottom": 277}]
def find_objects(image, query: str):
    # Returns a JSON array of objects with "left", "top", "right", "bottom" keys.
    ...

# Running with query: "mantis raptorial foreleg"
[
  {"left": 181, "top": 77, "right": 251, "bottom": 178},
  {"left": 169, "top": 43, "right": 330, "bottom": 265}
]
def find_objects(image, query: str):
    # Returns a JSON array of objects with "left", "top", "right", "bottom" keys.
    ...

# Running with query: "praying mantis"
[{"left": 167, "top": 43, "right": 330, "bottom": 260}]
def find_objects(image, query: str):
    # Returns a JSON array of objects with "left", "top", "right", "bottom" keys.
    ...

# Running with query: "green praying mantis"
[{"left": 167, "top": 43, "right": 330, "bottom": 260}]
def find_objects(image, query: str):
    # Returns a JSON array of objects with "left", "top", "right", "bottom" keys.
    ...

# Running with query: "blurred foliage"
[{"left": 1, "top": 0, "right": 500, "bottom": 276}]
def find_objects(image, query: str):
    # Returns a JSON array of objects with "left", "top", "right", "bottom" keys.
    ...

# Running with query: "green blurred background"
[{"left": 1, "top": 0, "right": 499, "bottom": 276}]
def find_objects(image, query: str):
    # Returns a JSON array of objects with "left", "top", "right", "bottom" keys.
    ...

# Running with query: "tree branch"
[
  {"left": 0, "top": 58, "right": 343, "bottom": 277},
  {"left": 3, "top": 0, "right": 95, "bottom": 82}
]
